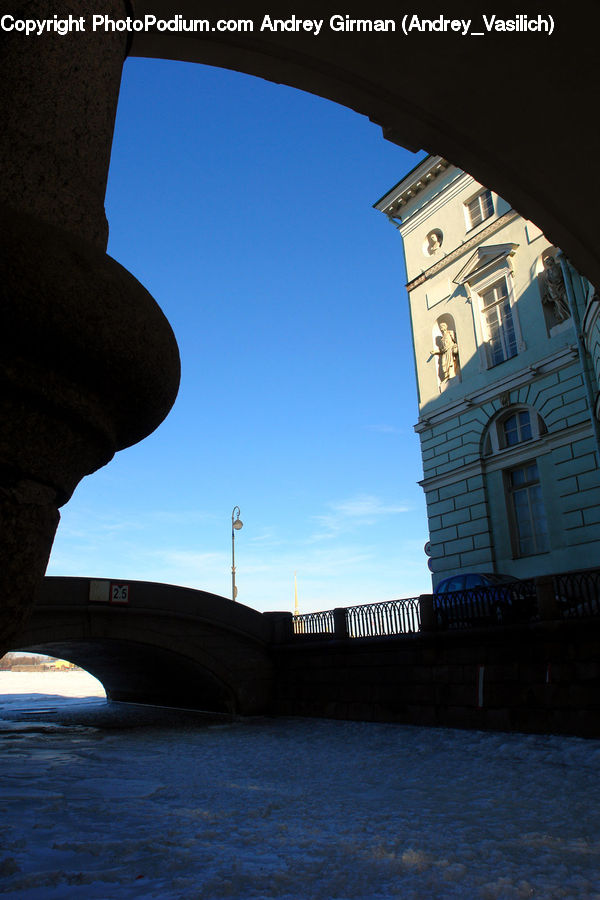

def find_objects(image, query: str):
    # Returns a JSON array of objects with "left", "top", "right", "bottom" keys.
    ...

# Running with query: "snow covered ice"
[{"left": 1, "top": 671, "right": 600, "bottom": 899}]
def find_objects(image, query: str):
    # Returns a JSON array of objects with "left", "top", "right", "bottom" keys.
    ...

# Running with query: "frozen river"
[{"left": 1, "top": 670, "right": 600, "bottom": 899}]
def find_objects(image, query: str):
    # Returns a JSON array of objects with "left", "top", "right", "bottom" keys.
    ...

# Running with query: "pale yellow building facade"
[{"left": 376, "top": 157, "right": 600, "bottom": 585}]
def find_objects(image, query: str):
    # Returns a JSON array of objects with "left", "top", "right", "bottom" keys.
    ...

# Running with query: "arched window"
[
  {"left": 483, "top": 406, "right": 547, "bottom": 456},
  {"left": 482, "top": 406, "right": 550, "bottom": 558},
  {"left": 502, "top": 410, "right": 532, "bottom": 446}
]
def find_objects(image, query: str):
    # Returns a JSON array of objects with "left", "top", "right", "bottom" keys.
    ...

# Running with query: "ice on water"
[{"left": 1, "top": 671, "right": 600, "bottom": 899}]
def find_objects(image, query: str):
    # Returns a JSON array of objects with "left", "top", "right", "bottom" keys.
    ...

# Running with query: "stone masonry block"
[
  {"left": 467, "top": 474, "right": 485, "bottom": 491},
  {"left": 568, "top": 409, "right": 593, "bottom": 428},
  {"left": 557, "top": 476, "right": 578, "bottom": 497},
  {"left": 528, "top": 370, "right": 559, "bottom": 401},
  {"left": 439, "top": 481, "right": 467, "bottom": 501},
  {"left": 430, "top": 524, "right": 458, "bottom": 543},
  {"left": 567, "top": 522, "right": 600, "bottom": 543},
  {"left": 578, "top": 469, "right": 600, "bottom": 491},
  {"left": 442, "top": 507, "right": 472, "bottom": 527},
  {"left": 551, "top": 443, "right": 574, "bottom": 464},
  {"left": 539, "top": 396, "right": 565, "bottom": 421},
  {"left": 459, "top": 517, "right": 491, "bottom": 537},
  {"left": 428, "top": 498, "right": 455, "bottom": 516},
  {"left": 583, "top": 507, "right": 600, "bottom": 526},
  {"left": 561, "top": 487, "right": 600, "bottom": 512},
  {"left": 563, "top": 509, "right": 584, "bottom": 530},
  {"left": 573, "top": 436, "right": 596, "bottom": 456},
  {"left": 455, "top": 489, "right": 486, "bottom": 510},
  {"left": 443, "top": 437, "right": 465, "bottom": 455},
  {"left": 458, "top": 407, "right": 486, "bottom": 425},
  {"left": 436, "top": 554, "right": 461, "bottom": 570},
  {"left": 557, "top": 367, "right": 584, "bottom": 385},
  {"left": 459, "top": 547, "right": 494, "bottom": 567},
  {"left": 556, "top": 453, "right": 598, "bottom": 480},
  {"left": 469, "top": 503, "right": 488, "bottom": 521},
  {"left": 451, "top": 536, "right": 475, "bottom": 554}
]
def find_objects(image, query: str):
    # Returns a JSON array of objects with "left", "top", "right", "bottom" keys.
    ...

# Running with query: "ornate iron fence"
[
  {"left": 293, "top": 609, "right": 334, "bottom": 635},
  {"left": 291, "top": 568, "right": 600, "bottom": 639},
  {"left": 346, "top": 598, "right": 421, "bottom": 637},
  {"left": 293, "top": 598, "right": 420, "bottom": 638},
  {"left": 433, "top": 581, "right": 537, "bottom": 630},
  {"left": 553, "top": 568, "right": 600, "bottom": 619}
]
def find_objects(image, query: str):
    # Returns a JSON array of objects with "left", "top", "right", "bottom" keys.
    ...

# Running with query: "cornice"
[
  {"left": 406, "top": 210, "right": 520, "bottom": 293},
  {"left": 414, "top": 343, "right": 580, "bottom": 433},
  {"left": 374, "top": 156, "right": 450, "bottom": 216},
  {"left": 397, "top": 170, "right": 469, "bottom": 235},
  {"left": 418, "top": 421, "right": 592, "bottom": 492}
]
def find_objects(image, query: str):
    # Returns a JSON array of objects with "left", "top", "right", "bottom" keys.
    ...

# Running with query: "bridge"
[
  {"left": 11, "top": 577, "right": 279, "bottom": 715},
  {"left": 7, "top": 573, "right": 600, "bottom": 737}
]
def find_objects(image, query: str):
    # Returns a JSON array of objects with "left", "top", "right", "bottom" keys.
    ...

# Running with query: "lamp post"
[{"left": 231, "top": 506, "right": 243, "bottom": 601}]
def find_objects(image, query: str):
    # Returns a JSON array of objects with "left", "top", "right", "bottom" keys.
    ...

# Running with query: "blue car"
[{"left": 433, "top": 572, "right": 537, "bottom": 628}]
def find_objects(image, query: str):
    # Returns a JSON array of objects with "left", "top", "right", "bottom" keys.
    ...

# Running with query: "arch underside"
[
  {"left": 14, "top": 638, "right": 237, "bottom": 713},
  {"left": 129, "top": 5, "right": 600, "bottom": 290}
]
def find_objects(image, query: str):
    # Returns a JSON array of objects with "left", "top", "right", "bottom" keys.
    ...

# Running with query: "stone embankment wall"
[{"left": 270, "top": 618, "right": 600, "bottom": 737}]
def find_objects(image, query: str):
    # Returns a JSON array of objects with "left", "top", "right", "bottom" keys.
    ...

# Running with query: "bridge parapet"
[{"left": 40, "top": 576, "right": 273, "bottom": 643}]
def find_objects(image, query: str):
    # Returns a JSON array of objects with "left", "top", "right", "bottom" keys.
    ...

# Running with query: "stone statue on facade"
[
  {"left": 540, "top": 256, "right": 570, "bottom": 322},
  {"left": 431, "top": 322, "right": 459, "bottom": 382},
  {"left": 427, "top": 230, "right": 443, "bottom": 255}
]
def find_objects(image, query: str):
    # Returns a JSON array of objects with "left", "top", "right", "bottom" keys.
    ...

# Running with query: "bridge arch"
[
  {"left": 2, "top": 4, "right": 598, "bottom": 652},
  {"left": 127, "top": 7, "right": 600, "bottom": 289},
  {"left": 11, "top": 578, "right": 275, "bottom": 715}
]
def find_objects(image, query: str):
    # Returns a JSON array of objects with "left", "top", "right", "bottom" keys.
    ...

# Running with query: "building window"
[
  {"left": 502, "top": 410, "right": 532, "bottom": 447},
  {"left": 480, "top": 278, "right": 518, "bottom": 366},
  {"left": 483, "top": 406, "right": 547, "bottom": 456},
  {"left": 507, "top": 462, "right": 550, "bottom": 556},
  {"left": 466, "top": 189, "right": 493, "bottom": 229}
]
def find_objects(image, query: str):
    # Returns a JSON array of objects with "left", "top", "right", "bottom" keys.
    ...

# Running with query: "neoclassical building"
[{"left": 375, "top": 157, "right": 600, "bottom": 585}]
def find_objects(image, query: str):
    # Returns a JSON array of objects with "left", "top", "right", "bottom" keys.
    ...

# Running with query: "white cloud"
[
  {"left": 310, "top": 493, "right": 412, "bottom": 540},
  {"left": 365, "top": 424, "right": 402, "bottom": 434}
]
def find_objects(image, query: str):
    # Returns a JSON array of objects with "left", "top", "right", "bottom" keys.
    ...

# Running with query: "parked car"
[{"left": 433, "top": 572, "right": 537, "bottom": 629}]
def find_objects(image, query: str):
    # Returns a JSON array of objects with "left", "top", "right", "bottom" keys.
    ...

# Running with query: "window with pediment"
[
  {"left": 454, "top": 243, "right": 525, "bottom": 371},
  {"left": 480, "top": 277, "right": 518, "bottom": 366}
]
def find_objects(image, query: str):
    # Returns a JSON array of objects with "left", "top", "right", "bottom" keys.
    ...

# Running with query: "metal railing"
[
  {"left": 289, "top": 567, "right": 600, "bottom": 640},
  {"left": 293, "top": 609, "right": 334, "bottom": 635},
  {"left": 293, "top": 597, "right": 420, "bottom": 638},
  {"left": 346, "top": 598, "right": 420, "bottom": 637},
  {"left": 432, "top": 580, "right": 537, "bottom": 630},
  {"left": 553, "top": 568, "right": 600, "bottom": 619}
]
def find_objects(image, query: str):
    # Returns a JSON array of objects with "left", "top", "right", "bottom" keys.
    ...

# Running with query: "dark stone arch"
[
  {"left": 129, "top": 5, "right": 600, "bottom": 288},
  {"left": 1, "top": 2, "right": 598, "bottom": 649},
  {"left": 9, "top": 578, "right": 275, "bottom": 714},
  {"left": 14, "top": 638, "right": 238, "bottom": 712}
]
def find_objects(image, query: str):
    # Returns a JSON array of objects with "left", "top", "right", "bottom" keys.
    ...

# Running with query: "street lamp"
[{"left": 231, "top": 506, "right": 243, "bottom": 601}]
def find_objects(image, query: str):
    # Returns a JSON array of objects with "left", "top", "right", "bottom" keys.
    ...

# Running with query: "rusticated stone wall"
[{"left": 271, "top": 619, "right": 600, "bottom": 738}]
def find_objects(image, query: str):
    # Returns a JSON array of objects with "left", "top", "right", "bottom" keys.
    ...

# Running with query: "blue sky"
[{"left": 46, "top": 57, "right": 430, "bottom": 613}]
